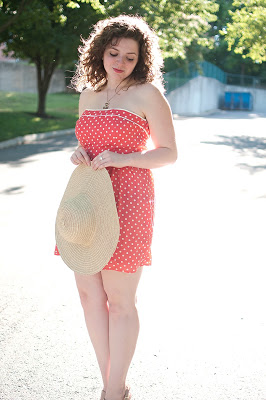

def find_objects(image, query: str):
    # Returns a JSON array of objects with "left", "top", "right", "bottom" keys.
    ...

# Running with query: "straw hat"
[{"left": 55, "top": 164, "right": 120, "bottom": 275}]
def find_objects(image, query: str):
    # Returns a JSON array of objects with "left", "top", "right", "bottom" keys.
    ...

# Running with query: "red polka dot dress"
[{"left": 55, "top": 109, "right": 154, "bottom": 273}]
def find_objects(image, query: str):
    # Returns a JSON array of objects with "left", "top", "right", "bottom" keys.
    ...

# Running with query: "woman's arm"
[
  {"left": 127, "top": 84, "right": 177, "bottom": 168},
  {"left": 91, "top": 84, "right": 177, "bottom": 170}
]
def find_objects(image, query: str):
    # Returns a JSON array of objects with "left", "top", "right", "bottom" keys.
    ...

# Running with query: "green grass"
[{"left": 0, "top": 91, "right": 79, "bottom": 142}]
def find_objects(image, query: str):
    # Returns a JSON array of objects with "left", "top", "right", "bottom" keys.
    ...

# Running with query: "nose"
[{"left": 115, "top": 55, "right": 125, "bottom": 66}]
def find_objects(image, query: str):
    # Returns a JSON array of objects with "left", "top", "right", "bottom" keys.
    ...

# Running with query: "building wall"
[
  {"left": 166, "top": 76, "right": 224, "bottom": 115},
  {"left": 0, "top": 61, "right": 65, "bottom": 93},
  {"left": 166, "top": 75, "right": 266, "bottom": 115}
]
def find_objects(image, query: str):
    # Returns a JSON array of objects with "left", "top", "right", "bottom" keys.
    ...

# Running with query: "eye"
[
  {"left": 110, "top": 52, "right": 117, "bottom": 57},
  {"left": 127, "top": 58, "right": 135, "bottom": 62}
]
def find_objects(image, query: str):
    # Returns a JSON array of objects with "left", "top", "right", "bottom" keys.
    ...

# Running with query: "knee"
[{"left": 108, "top": 294, "right": 137, "bottom": 319}]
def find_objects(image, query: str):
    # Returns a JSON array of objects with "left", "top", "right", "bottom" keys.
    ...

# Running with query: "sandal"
[
  {"left": 100, "top": 390, "right": 106, "bottom": 400},
  {"left": 104, "top": 386, "right": 131, "bottom": 400},
  {"left": 124, "top": 386, "right": 131, "bottom": 400}
]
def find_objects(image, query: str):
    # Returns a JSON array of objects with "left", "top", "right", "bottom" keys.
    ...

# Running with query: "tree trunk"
[
  {"left": 37, "top": 87, "right": 47, "bottom": 118},
  {"left": 35, "top": 56, "right": 58, "bottom": 117}
]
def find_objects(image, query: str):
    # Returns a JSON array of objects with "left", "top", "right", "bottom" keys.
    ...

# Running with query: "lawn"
[{"left": 0, "top": 91, "right": 79, "bottom": 142}]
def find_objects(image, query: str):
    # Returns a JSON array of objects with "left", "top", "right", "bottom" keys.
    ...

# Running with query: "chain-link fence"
[
  {"left": 226, "top": 73, "right": 266, "bottom": 89},
  {"left": 164, "top": 61, "right": 266, "bottom": 93}
]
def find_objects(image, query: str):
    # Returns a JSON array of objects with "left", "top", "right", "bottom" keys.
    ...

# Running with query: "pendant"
[{"left": 103, "top": 102, "right": 109, "bottom": 109}]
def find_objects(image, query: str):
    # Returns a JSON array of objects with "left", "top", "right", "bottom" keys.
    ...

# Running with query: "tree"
[
  {"left": 0, "top": 0, "right": 34, "bottom": 34},
  {"left": 105, "top": 0, "right": 219, "bottom": 60},
  {"left": 200, "top": 0, "right": 265, "bottom": 78},
  {"left": 0, "top": 0, "right": 105, "bottom": 116},
  {"left": 222, "top": 0, "right": 266, "bottom": 63},
  {"left": 1, "top": 0, "right": 219, "bottom": 115}
]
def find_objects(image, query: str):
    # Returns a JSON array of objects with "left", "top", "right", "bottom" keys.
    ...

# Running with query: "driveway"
[{"left": 0, "top": 110, "right": 265, "bottom": 400}]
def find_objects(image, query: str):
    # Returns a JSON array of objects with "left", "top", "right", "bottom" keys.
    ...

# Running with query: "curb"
[
  {"left": 0, "top": 128, "right": 75, "bottom": 150},
  {"left": 0, "top": 110, "right": 222, "bottom": 149}
]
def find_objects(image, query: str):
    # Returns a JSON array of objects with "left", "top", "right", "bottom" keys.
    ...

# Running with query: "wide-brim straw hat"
[{"left": 55, "top": 164, "right": 120, "bottom": 275}]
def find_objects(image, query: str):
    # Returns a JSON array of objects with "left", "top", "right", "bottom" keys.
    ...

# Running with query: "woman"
[{"left": 63, "top": 15, "right": 177, "bottom": 400}]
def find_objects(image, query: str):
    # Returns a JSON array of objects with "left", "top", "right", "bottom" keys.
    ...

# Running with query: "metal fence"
[
  {"left": 226, "top": 73, "right": 266, "bottom": 89},
  {"left": 164, "top": 61, "right": 266, "bottom": 93}
]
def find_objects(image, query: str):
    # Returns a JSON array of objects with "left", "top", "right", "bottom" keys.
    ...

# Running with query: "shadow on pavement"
[
  {"left": 202, "top": 135, "right": 266, "bottom": 155},
  {"left": 0, "top": 185, "right": 24, "bottom": 195},
  {"left": 0, "top": 134, "right": 77, "bottom": 166},
  {"left": 202, "top": 135, "right": 266, "bottom": 173},
  {"left": 237, "top": 163, "right": 266, "bottom": 174}
]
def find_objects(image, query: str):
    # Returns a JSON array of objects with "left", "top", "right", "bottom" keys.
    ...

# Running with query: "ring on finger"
[{"left": 99, "top": 155, "right": 103, "bottom": 161}]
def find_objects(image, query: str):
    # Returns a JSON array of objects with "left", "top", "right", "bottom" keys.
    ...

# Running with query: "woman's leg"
[
  {"left": 74, "top": 272, "right": 110, "bottom": 391},
  {"left": 101, "top": 267, "right": 143, "bottom": 400}
]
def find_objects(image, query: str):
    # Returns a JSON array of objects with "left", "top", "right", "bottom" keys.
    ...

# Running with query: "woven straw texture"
[{"left": 55, "top": 165, "right": 120, "bottom": 275}]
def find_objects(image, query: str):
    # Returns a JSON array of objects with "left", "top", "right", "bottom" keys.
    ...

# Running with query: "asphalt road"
[{"left": 0, "top": 110, "right": 266, "bottom": 400}]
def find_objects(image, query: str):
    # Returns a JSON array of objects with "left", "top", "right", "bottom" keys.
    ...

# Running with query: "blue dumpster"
[{"left": 224, "top": 92, "right": 252, "bottom": 111}]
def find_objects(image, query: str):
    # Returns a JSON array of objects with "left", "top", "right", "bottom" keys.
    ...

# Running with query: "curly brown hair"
[{"left": 71, "top": 15, "right": 164, "bottom": 92}]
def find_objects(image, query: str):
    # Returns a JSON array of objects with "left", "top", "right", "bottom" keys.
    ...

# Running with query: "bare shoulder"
[
  {"left": 138, "top": 82, "right": 164, "bottom": 98},
  {"left": 138, "top": 82, "right": 172, "bottom": 119},
  {"left": 80, "top": 87, "right": 94, "bottom": 99},
  {"left": 79, "top": 87, "right": 96, "bottom": 116}
]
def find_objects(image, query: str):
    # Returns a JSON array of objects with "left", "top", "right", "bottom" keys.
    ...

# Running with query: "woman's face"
[{"left": 103, "top": 37, "right": 139, "bottom": 81}]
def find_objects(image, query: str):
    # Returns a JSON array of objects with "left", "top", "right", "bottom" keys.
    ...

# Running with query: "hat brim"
[{"left": 55, "top": 165, "right": 120, "bottom": 275}]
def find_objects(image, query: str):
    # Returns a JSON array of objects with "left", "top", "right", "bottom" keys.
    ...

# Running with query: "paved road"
[{"left": 1, "top": 111, "right": 266, "bottom": 400}]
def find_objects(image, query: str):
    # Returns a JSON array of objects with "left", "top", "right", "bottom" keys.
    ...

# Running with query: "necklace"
[{"left": 103, "top": 82, "right": 126, "bottom": 109}]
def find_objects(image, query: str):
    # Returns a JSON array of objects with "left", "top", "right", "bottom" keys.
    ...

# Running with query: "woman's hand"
[
  {"left": 91, "top": 150, "right": 127, "bottom": 170},
  {"left": 70, "top": 146, "right": 91, "bottom": 166}
]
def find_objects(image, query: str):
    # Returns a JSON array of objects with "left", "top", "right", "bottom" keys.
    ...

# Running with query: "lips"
[{"left": 113, "top": 68, "right": 123, "bottom": 73}]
